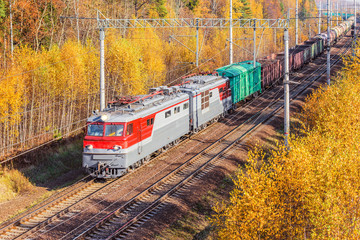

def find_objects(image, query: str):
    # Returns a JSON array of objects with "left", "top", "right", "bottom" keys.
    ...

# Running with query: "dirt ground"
[{"left": 0, "top": 168, "right": 84, "bottom": 224}]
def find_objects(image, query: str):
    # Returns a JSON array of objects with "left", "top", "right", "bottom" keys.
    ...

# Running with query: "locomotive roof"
[
  {"left": 179, "top": 75, "right": 227, "bottom": 91},
  {"left": 88, "top": 87, "right": 188, "bottom": 123}
]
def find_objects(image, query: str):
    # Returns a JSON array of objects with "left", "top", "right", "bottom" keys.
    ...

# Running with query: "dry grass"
[{"left": 0, "top": 168, "right": 33, "bottom": 202}]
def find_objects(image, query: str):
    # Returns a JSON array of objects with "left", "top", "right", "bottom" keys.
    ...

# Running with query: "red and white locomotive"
[{"left": 83, "top": 75, "right": 232, "bottom": 178}]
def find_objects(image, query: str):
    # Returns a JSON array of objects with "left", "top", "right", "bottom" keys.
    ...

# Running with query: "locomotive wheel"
[
  {"left": 144, "top": 155, "right": 151, "bottom": 162},
  {"left": 134, "top": 161, "right": 140, "bottom": 168}
]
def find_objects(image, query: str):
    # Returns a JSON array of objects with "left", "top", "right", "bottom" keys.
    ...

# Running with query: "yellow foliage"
[
  {"left": 129, "top": 28, "right": 167, "bottom": 88},
  {"left": 106, "top": 31, "right": 147, "bottom": 96},
  {"left": 0, "top": 168, "right": 33, "bottom": 202},
  {"left": 213, "top": 48, "right": 360, "bottom": 239}
]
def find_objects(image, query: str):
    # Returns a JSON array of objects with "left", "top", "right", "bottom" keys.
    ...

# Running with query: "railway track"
[
  {"left": 0, "top": 32, "right": 352, "bottom": 240},
  {"left": 0, "top": 177, "right": 117, "bottom": 240},
  {"left": 68, "top": 35, "right": 354, "bottom": 240}
]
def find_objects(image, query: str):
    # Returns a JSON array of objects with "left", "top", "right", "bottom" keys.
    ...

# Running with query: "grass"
[
  {"left": 0, "top": 138, "right": 84, "bottom": 205},
  {"left": 22, "top": 139, "right": 84, "bottom": 184}
]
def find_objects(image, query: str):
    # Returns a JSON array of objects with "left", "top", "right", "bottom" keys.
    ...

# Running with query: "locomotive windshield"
[
  {"left": 105, "top": 124, "right": 124, "bottom": 136},
  {"left": 87, "top": 124, "right": 104, "bottom": 136}
]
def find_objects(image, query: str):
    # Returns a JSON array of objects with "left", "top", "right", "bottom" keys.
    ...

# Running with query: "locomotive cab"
[{"left": 83, "top": 121, "right": 131, "bottom": 178}]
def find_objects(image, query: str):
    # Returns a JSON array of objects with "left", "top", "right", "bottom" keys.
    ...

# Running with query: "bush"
[{"left": 0, "top": 168, "right": 33, "bottom": 202}]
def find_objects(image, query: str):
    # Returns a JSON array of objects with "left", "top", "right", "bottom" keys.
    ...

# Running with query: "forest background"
[{"left": 0, "top": 0, "right": 321, "bottom": 161}]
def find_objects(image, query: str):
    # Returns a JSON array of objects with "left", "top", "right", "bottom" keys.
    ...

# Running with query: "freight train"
[{"left": 83, "top": 17, "right": 355, "bottom": 178}]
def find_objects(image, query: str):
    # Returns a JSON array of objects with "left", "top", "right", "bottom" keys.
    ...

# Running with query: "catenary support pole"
[
  {"left": 346, "top": 1, "right": 348, "bottom": 20},
  {"left": 100, "top": 28, "right": 106, "bottom": 111},
  {"left": 318, "top": 7, "right": 321, "bottom": 34},
  {"left": 330, "top": 1, "right": 332, "bottom": 29},
  {"left": 253, "top": 19, "right": 256, "bottom": 67},
  {"left": 355, "top": 0, "right": 357, "bottom": 46},
  {"left": 284, "top": 25, "right": 290, "bottom": 148},
  {"left": 336, "top": 2, "right": 338, "bottom": 26},
  {"left": 196, "top": 18, "right": 199, "bottom": 67},
  {"left": 296, "top": 0, "right": 299, "bottom": 45},
  {"left": 229, "top": 0, "right": 233, "bottom": 64},
  {"left": 327, "top": 0, "right": 331, "bottom": 86}
]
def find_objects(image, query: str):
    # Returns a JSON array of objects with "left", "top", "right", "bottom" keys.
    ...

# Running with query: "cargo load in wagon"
[{"left": 258, "top": 54, "right": 281, "bottom": 88}]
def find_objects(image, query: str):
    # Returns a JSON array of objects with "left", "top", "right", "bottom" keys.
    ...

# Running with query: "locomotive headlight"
[
  {"left": 100, "top": 114, "right": 108, "bottom": 122},
  {"left": 86, "top": 144, "right": 93, "bottom": 150},
  {"left": 113, "top": 145, "right": 121, "bottom": 150}
]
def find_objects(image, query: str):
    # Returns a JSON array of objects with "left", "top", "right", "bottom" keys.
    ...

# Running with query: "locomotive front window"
[
  {"left": 87, "top": 124, "right": 104, "bottom": 136},
  {"left": 105, "top": 124, "right": 124, "bottom": 137}
]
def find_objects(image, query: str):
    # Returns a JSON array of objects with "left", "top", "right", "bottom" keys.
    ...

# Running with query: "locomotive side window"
[
  {"left": 210, "top": 92, "right": 213, "bottom": 98},
  {"left": 174, "top": 106, "right": 180, "bottom": 114},
  {"left": 165, "top": 110, "right": 171, "bottom": 118},
  {"left": 147, "top": 118, "right": 154, "bottom": 126},
  {"left": 183, "top": 103, "right": 189, "bottom": 110},
  {"left": 219, "top": 87, "right": 224, "bottom": 93},
  {"left": 105, "top": 124, "right": 124, "bottom": 136},
  {"left": 126, "top": 123, "right": 133, "bottom": 135},
  {"left": 87, "top": 124, "right": 104, "bottom": 136}
]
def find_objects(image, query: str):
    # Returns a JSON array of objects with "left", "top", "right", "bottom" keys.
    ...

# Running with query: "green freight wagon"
[{"left": 216, "top": 61, "right": 261, "bottom": 104}]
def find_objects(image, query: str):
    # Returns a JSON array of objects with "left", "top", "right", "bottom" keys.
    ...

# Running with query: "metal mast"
[
  {"left": 327, "top": 0, "right": 331, "bottom": 86},
  {"left": 229, "top": 0, "right": 233, "bottom": 64},
  {"left": 318, "top": 4, "right": 322, "bottom": 34},
  {"left": 99, "top": 28, "right": 105, "bottom": 111},
  {"left": 253, "top": 19, "right": 256, "bottom": 67},
  {"left": 355, "top": 0, "right": 357, "bottom": 46},
  {"left": 296, "top": 0, "right": 299, "bottom": 45},
  {"left": 346, "top": 1, "right": 348, "bottom": 20},
  {"left": 196, "top": 19, "right": 199, "bottom": 67},
  {"left": 284, "top": 12, "right": 290, "bottom": 148},
  {"left": 336, "top": 2, "right": 338, "bottom": 26}
]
